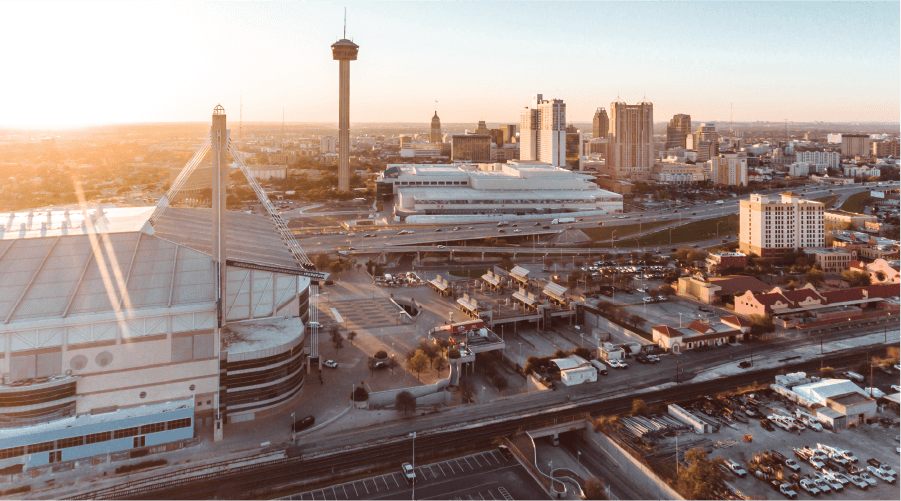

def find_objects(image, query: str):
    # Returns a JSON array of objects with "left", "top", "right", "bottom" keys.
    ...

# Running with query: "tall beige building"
[
  {"left": 430, "top": 112, "right": 442, "bottom": 143},
  {"left": 608, "top": 100, "right": 654, "bottom": 180},
  {"left": 519, "top": 94, "right": 566, "bottom": 166},
  {"left": 739, "top": 192, "right": 825, "bottom": 258},
  {"left": 709, "top": 155, "right": 748, "bottom": 186},
  {"left": 841, "top": 134, "right": 870, "bottom": 158}
]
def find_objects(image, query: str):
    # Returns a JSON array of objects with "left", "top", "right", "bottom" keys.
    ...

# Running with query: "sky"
[{"left": 1, "top": 1, "right": 899, "bottom": 127}]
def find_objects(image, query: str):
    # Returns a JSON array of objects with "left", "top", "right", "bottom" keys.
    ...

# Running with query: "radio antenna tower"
[
  {"left": 730, "top": 102, "right": 733, "bottom": 137},
  {"left": 282, "top": 107, "right": 285, "bottom": 137},
  {"left": 239, "top": 91, "right": 243, "bottom": 138}
]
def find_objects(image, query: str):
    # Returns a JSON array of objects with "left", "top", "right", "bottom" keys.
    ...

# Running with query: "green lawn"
[
  {"left": 612, "top": 215, "right": 739, "bottom": 247},
  {"left": 839, "top": 192, "right": 871, "bottom": 213},
  {"left": 581, "top": 220, "right": 669, "bottom": 241}
]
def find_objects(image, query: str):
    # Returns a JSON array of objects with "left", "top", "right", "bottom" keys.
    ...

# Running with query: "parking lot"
[
  {"left": 662, "top": 392, "right": 901, "bottom": 501},
  {"left": 281, "top": 449, "right": 549, "bottom": 500}
]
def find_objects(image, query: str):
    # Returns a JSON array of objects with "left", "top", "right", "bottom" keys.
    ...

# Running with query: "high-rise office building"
[
  {"left": 430, "top": 112, "right": 442, "bottom": 143},
  {"left": 608, "top": 100, "right": 654, "bottom": 180},
  {"left": 489, "top": 128, "right": 505, "bottom": 146},
  {"left": 841, "top": 134, "right": 870, "bottom": 158},
  {"left": 665, "top": 114, "right": 691, "bottom": 150},
  {"left": 475, "top": 121, "right": 490, "bottom": 136},
  {"left": 592, "top": 108, "right": 609, "bottom": 139},
  {"left": 500, "top": 124, "right": 518, "bottom": 143},
  {"left": 740, "top": 192, "right": 825, "bottom": 258},
  {"left": 519, "top": 94, "right": 566, "bottom": 166},
  {"left": 331, "top": 36, "right": 359, "bottom": 192},
  {"left": 451, "top": 134, "right": 491, "bottom": 162}
]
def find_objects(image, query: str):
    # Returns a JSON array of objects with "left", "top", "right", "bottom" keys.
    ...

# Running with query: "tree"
[
  {"left": 631, "top": 398, "right": 649, "bottom": 417},
  {"left": 841, "top": 269, "right": 871, "bottom": 287},
  {"left": 804, "top": 269, "right": 825, "bottom": 287},
  {"left": 407, "top": 350, "right": 430, "bottom": 381},
  {"left": 628, "top": 314, "right": 644, "bottom": 328},
  {"left": 659, "top": 283, "right": 675, "bottom": 296},
  {"left": 330, "top": 260, "right": 345, "bottom": 275},
  {"left": 573, "top": 347, "right": 591, "bottom": 359},
  {"left": 447, "top": 348, "right": 461, "bottom": 359},
  {"left": 352, "top": 386, "right": 369, "bottom": 402},
  {"left": 748, "top": 314, "right": 775, "bottom": 338},
  {"left": 499, "top": 256, "right": 514, "bottom": 270},
  {"left": 347, "top": 331, "right": 357, "bottom": 346},
  {"left": 584, "top": 477, "right": 609, "bottom": 500},
  {"left": 329, "top": 325, "right": 344, "bottom": 349},
  {"left": 676, "top": 447, "right": 726, "bottom": 500},
  {"left": 492, "top": 374, "right": 509, "bottom": 393},
  {"left": 315, "top": 253, "right": 331, "bottom": 271},
  {"left": 396, "top": 390, "right": 416, "bottom": 414},
  {"left": 374, "top": 350, "right": 388, "bottom": 359},
  {"left": 418, "top": 339, "right": 440, "bottom": 366},
  {"left": 455, "top": 378, "right": 477, "bottom": 403}
]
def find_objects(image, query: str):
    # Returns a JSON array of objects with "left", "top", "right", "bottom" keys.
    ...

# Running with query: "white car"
[
  {"left": 437, "top": 245, "right": 445, "bottom": 249},
  {"left": 858, "top": 471, "right": 878, "bottom": 487},
  {"left": 848, "top": 474, "right": 870, "bottom": 490},
  {"left": 322, "top": 360, "right": 338, "bottom": 368},
  {"left": 799, "top": 479, "right": 820, "bottom": 496},
  {"left": 893, "top": 384, "right": 901, "bottom": 392},
  {"left": 724, "top": 459, "right": 746, "bottom": 477},
  {"left": 813, "top": 478, "right": 831, "bottom": 493},
  {"left": 783, "top": 458, "right": 801, "bottom": 472},
  {"left": 642, "top": 296, "right": 654, "bottom": 303},
  {"left": 825, "top": 470, "right": 850, "bottom": 485},
  {"left": 867, "top": 466, "right": 896, "bottom": 484},
  {"left": 513, "top": 229, "right": 521, "bottom": 233},
  {"left": 401, "top": 462, "right": 416, "bottom": 483},
  {"left": 607, "top": 359, "right": 622, "bottom": 368}
]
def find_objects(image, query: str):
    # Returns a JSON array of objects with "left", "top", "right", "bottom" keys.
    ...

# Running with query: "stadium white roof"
[{"left": 0, "top": 207, "right": 307, "bottom": 325}]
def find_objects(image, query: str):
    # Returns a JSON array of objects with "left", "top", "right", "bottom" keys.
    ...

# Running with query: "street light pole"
[{"left": 411, "top": 431, "right": 416, "bottom": 500}]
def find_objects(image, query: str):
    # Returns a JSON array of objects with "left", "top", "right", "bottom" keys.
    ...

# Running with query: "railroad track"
[{"left": 69, "top": 347, "right": 884, "bottom": 500}]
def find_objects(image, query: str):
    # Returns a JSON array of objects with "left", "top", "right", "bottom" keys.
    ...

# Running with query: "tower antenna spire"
[{"left": 344, "top": 7, "right": 346, "bottom": 38}]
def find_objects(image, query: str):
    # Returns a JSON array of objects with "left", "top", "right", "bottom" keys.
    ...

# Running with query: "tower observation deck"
[{"left": 331, "top": 38, "right": 359, "bottom": 193}]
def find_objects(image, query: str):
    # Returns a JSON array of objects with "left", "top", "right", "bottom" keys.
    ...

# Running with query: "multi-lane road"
[{"left": 293, "top": 182, "right": 898, "bottom": 254}]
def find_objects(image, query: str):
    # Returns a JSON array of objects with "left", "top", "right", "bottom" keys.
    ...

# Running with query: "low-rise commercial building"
[
  {"left": 803, "top": 247, "right": 856, "bottom": 273},
  {"left": 825, "top": 210, "right": 878, "bottom": 230},
  {"left": 650, "top": 163, "right": 705, "bottom": 184},
  {"left": 377, "top": 161, "right": 622, "bottom": 221},
  {"left": 652, "top": 316, "right": 748, "bottom": 354}
]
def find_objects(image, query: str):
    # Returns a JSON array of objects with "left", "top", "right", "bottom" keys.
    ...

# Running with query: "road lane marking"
[
  {"left": 332, "top": 486, "right": 338, "bottom": 499},
  {"left": 463, "top": 457, "right": 474, "bottom": 469},
  {"left": 342, "top": 484, "right": 348, "bottom": 498},
  {"left": 487, "top": 450, "right": 501, "bottom": 463},
  {"left": 455, "top": 459, "right": 466, "bottom": 471},
  {"left": 438, "top": 463, "right": 446, "bottom": 476},
  {"left": 472, "top": 454, "right": 484, "bottom": 466},
  {"left": 392, "top": 474, "right": 400, "bottom": 487},
  {"left": 486, "top": 489, "right": 497, "bottom": 500},
  {"left": 478, "top": 492, "right": 485, "bottom": 500},
  {"left": 320, "top": 489, "right": 327, "bottom": 500},
  {"left": 468, "top": 496, "right": 474, "bottom": 500},
  {"left": 382, "top": 475, "right": 390, "bottom": 489},
  {"left": 446, "top": 461, "right": 456, "bottom": 473},
  {"left": 429, "top": 465, "right": 438, "bottom": 477},
  {"left": 362, "top": 480, "right": 369, "bottom": 494},
  {"left": 352, "top": 482, "right": 358, "bottom": 496},
  {"left": 370, "top": 478, "right": 379, "bottom": 492}
]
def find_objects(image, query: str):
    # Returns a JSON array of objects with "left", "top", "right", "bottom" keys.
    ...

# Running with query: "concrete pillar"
[
  {"left": 552, "top": 431, "right": 559, "bottom": 446},
  {"left": 481, "top": 252, "right": 485, "bottom": 260}
]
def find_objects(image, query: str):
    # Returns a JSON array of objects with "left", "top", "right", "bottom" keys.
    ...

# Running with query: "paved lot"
[
  {"left": 282, "top": 449, "right": 549, "bottom": 500},
  {"left": 322, "top": 297, "right": 402, "bottom": 330},
  {"left": 660, "top": 392, "right": 901, "bottom": 501}
]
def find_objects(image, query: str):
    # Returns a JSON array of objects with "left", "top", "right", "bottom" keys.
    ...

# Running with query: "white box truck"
[{"left": 552, "top": 217, "right": 575, "bottom": 225}]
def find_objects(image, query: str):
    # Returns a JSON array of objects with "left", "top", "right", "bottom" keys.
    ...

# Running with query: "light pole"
[
  {"left": 716, "top": 221, "right": 723, "bottom": 238},
  {"left": 409, "top": 431, "right": 416, "bottom": 500},
  {"left": 291, "top": 412, "right": 296, "bottom": 441},
  {"left": 611, "top": 229, "right": 617, "bottom": 250},
  {"left": 679, "top": 313, "right": 683, "bottom": 328},
  {"left": 577, "top": 451, "right": 582, "bottom": 473}
]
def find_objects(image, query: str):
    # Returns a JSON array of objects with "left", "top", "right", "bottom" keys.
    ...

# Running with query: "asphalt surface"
[
  {"left": 292, "top": 183, "right": 898, "bottom": 254},
  {"left": 281, "top": 450, "right": 548, "bottom": 501}
]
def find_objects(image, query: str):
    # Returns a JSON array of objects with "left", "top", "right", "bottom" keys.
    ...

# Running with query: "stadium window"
[
  {"left": 0, "top": 446, "right": 25, "bottom": 459},
  {"left": 26, "top": 442, "right": 55, "bottom": 454},
  {"left": 57, "top": 436, "right": 84, "bottom": 449},
  {"left": 140, "top": 422, "right": 166, "bottom": 435},
  {"left": 85, "top": 431, "right": 112, "bottom": 444},
  {"left": 166, "top": 418, "right": 192, "bottom": 430},
  {"left": 114, "top": 427, "right": 139, "bottom": 439}
]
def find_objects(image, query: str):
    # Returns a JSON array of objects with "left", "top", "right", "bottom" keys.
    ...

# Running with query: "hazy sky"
[{"left": 2, "top": 1, "right": 899, "bottom": 127}]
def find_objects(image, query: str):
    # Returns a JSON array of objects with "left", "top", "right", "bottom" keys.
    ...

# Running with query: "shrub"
[
  {"left": 573, "top": 347, "right": 591, "bottom": 359},
  {"left": 447, "top": 348, "right": 461, "bottom": 359},
  {"left": 374, "top": 350, "right": 388, "bottom": 359},
  {"left": 631, "top": 399, "right": 649, "bottom": 417},
  {"left": 492, "top": 374, "right": 509, "bottom": 391}
]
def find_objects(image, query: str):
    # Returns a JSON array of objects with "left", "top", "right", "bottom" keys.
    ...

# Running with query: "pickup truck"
[
  {"left": 866, "top": 458, "right": 897, "bottom": 476},
  {"left": 867, "top": 465, "right": 897, "bottom": 483},
  {"left": 798, "top": 478, "right": 820, "bottom": 496},
  {"left": 778, "top": 483, "right": 798, "bottom": 499},
  {"left": 771, "top": 451, "right": 802, "bottom": 472},
  {"left": 723, "top": 459, "right": 747, "bottom": 477}
]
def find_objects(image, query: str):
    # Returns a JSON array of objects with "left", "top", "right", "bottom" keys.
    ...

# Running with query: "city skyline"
[{"left": 1, "top": 1, "right": 899, "bottom": 127}]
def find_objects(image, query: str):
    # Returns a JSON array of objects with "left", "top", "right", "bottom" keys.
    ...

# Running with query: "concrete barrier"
[
  {"left": 668, "top": 404, "right": 710, "bottom": 434},
  {"left": 586, "top": 429, "right": 683, "bottom": 500},
  {"left": 366, "top": 365, "right": 454, "bottom": 409},
  {"left": 404, "top": 209, "right": 612, "bottom": 225}
]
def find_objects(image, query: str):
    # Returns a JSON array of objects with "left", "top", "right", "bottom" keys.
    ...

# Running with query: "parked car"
[
  {"left": 401, "top": 462, "right": 416, "bottom": 483},
  {"left": 778, "top": 483, "right": 798, "bottom": 499},
  {"left": 322, "top": 360, "right": 338, "bottom": 368},
  {"left": 497, "top": 445, "right": 513, "bottom": 460},
  {"left": 292, "top": 415, "right": 315, "bottom": 433},
  {"left": 867, "top": 466, "right": 897, "bottom": 483},
  {"left": 724, "top": 459, "right": 747, "bottom": 477},
  {"left": 866, "top": 458, "right": 896, "bottom": 476},
  {"left": 857, "top": 471, "right": 878, "bottom": 487},
  {"left": 847, "top": 474, "right": 869, "bottom": 490},
  {"left": 373, "top": 361, "right": 389, "bottom": 369},
  {"left": 799, "top": 478, "right": 820, "bottom": 496}
]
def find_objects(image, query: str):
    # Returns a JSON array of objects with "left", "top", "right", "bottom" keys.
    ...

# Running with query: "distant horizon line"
[{"left": 3, "top": 120, "right": 899, "bottom": 130}]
